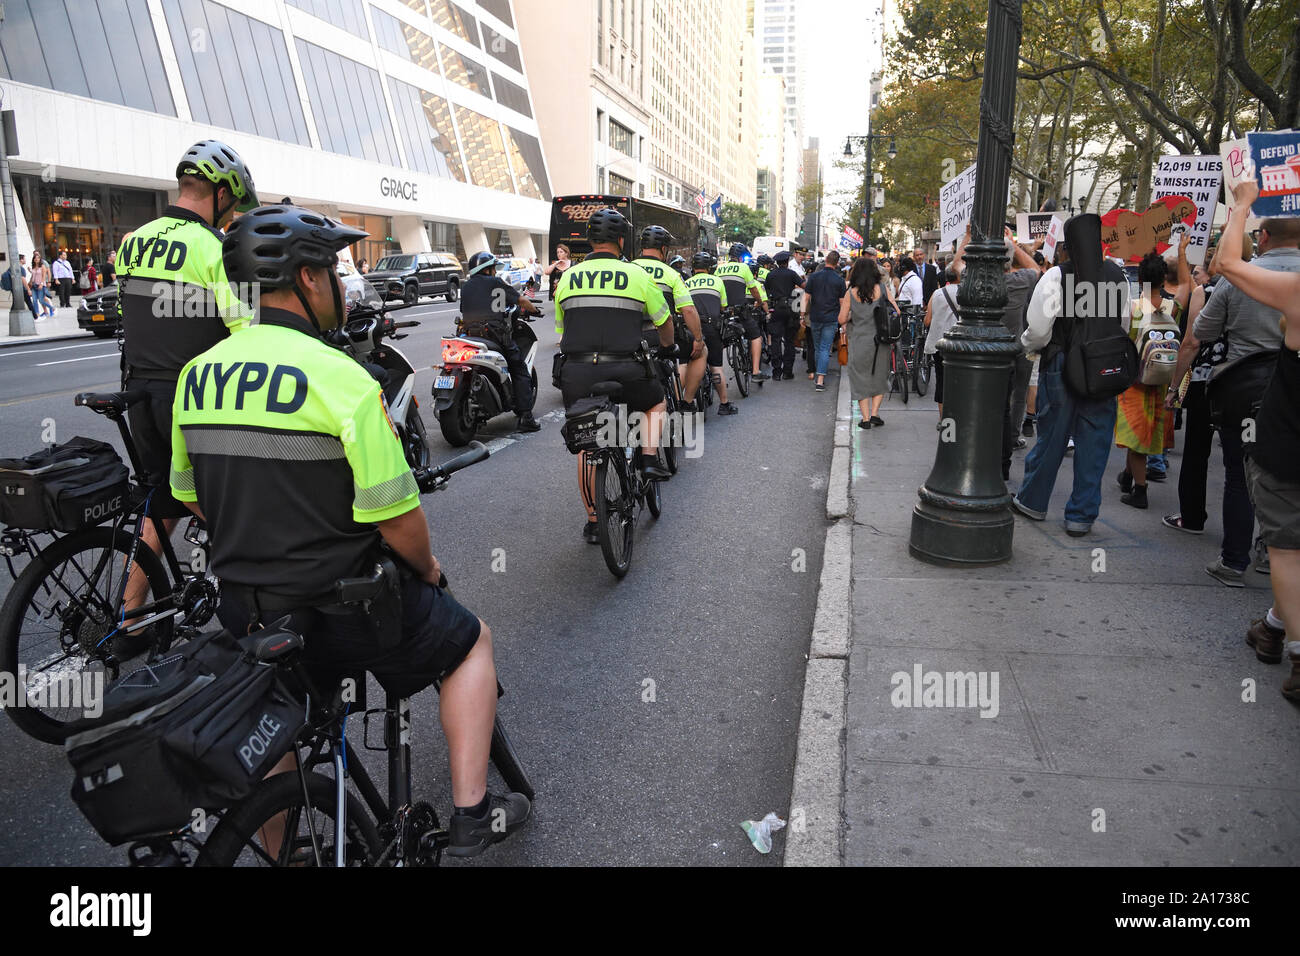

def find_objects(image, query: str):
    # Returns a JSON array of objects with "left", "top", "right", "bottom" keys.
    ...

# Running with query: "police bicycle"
[
  {"left": 720, "top": 305, "right": 753, "bottom": 398},
  {"left": 192, "top": 444, "right": 534, "bottom": 867},
  {"left": 0, "top": 391, "right": 217, "bottom": 744}
]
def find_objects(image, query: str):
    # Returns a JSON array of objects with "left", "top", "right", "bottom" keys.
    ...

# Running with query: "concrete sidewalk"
[
  {"left": 841, "top": 384, "right": 1299, "bottom": 865},
  {"left": 0, "top": 307, "right": 93, "bottom": 347}
]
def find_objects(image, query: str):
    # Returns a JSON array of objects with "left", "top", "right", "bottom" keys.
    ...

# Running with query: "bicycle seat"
[
  {"left": 75, "top": 391, "right": 149, "bottom": 414},
  {"left": 250, "top": 623, "right": 305, "bottom": 663},
  {"left": 588, "top": 381, "right": 624, "bottom": 399}
]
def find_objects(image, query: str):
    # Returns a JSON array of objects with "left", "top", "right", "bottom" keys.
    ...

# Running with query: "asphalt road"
[{"left": 0, "top": 297, "right": 836, "bottom": 866}]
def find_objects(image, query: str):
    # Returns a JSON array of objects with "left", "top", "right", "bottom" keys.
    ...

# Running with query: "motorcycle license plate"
[{"left": 434, "top": 373, "right": 456, "bottom": 390}]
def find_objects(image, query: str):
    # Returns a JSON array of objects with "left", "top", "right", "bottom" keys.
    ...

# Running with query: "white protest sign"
[
  {"left": 939, "top": 161, "right": 977, "bottom": 247},
  {"left": 1016, "top": 212, "right": 1064, "bottom": 244},
  {"left": 1151, "top": 154, "right": 1223, "bottom": 265},
  {"left": 1220, "top": 136, "right": 1261, "bottom": 233},
  {"left": 1042, "top": 216, "right": 1065, "bottom": 263}
]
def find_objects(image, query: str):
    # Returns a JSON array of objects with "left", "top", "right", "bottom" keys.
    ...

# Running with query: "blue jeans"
[
  {"left": 1146, "top": 453, "right": 1167, "bottom": 475},
  {"left": 811, "top": 321, "right": 837, "bottom": 377},
  {"left": 1017, "top": 353, "right": 1118, "bottom": 526}
]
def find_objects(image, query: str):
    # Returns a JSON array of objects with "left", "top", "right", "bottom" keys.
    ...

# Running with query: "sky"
[{"left": 798, "top": 0, "right": 882, "bottom": 239}]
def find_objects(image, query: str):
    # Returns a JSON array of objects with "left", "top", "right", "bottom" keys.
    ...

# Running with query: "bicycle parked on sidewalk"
[{"left": 0, "top": 390, "right": 217, "bottom": 744}]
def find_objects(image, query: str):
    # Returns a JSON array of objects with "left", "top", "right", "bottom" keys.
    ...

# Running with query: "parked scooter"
[
  {"left": 433, "top": 304, "right": 539, "bottom": 446},
  {"left": 331, "top": 280, "right": 430, "bottom": 468}
]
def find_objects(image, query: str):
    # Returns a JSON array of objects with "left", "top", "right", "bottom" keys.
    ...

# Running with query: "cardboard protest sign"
[
  {"left": 1042, "top": 215, "right": 1065, "bottom": 263},
  {"left": 939, "top": 162, "right": 977, "bottom": 247},
  {"left": 1151, "top": 155, "right": 1222, "bottom": 266},
  {"left": 1015, "top": 212, "right": 1064, "bottom": 244},
  {"left": 1100, "top": 197, "right": 1197, "bottom": 262},
  {"left": 1247, "top": 130, "right": 1300, "bottom": 218}
]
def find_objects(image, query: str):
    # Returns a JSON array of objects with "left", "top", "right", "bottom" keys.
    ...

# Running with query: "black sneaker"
[
  {"left": 447, "top": 791, "right": 531, "bottom": 858},
  {"left": 582, "top": 521, "right": 599, "bottom": 544},
  {"left": 814, "top": 382, "right": 826, "bottom": 392},
  {"left": 753, "top": 370, "right": 770, "bottom": 381},
  {"left": 1022, "top": 416, "right": 1035, "bottom": 438},
  {"left": 1117, "top": 469, "right": 1133, "bottom": 494},
  {"left": 642, "top": 458, "right": 671, "bottom": 481},
  {"left": 516, "top": 414, "right": 541, "bottom": 433},
  {"left": 718, "top": 402, "right": 738, "bottom": 416},
  {"left": 870, "top": 416, "right": 884, "bottom": 426}
]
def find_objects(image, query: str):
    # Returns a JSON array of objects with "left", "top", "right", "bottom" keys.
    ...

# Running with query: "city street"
[{"left": 0, "top": 298, "right": 837, "bottom": 866}]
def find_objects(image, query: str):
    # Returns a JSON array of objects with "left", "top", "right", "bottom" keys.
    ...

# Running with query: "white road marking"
[
  {"left": 0, "top": 341, "right": 107, "bottom": 357},
  {"left": 34, "top": 353, "right": 118, "bottom": 367}
]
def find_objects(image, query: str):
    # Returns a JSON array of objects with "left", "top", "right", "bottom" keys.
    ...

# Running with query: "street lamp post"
[
  {"left": 908, "top": 0, "right": 1025, "bottom": 566},
  {"left": 844, "top": 134, "right": 896, "bottom": 246}
]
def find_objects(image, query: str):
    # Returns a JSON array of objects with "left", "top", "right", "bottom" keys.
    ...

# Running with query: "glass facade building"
[{"left": 0, "top": 0, "right": 551, "bottom": 268}]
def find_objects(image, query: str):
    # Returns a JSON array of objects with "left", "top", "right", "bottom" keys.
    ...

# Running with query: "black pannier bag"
[
  {"left": 0, "top": 437, "right": 129, "bottom": 531},
  {"left": 560, "top": 395, "right": 616, "bottom": 454},
  {"left": 65, "top": 628, "right": 309, "bottom": 846}
]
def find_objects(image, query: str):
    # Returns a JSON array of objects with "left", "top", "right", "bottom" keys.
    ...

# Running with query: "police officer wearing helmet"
[
  {"left": 555, "top": 207, "right": 677, "bottom": 543},
  {"left": 171, "top": 205, "right": 530, "bottom": 856},
  {"left": 685, "top": 250, "right": 740, "bottom": 415},
  {"left": 458, "top": 250, "right": 542, "bottom": 432},
  {"left": 714, "top": 242, "right": 770, "bottom": 382},
  {"left": 764, "top": 250, "right": 805, "bottom": 380},
  {"left": 116, "top": 139, "right": 258, "bottom": 622},
  {"left": 633, "top": 224, "right": 707, "bottom": 410}
]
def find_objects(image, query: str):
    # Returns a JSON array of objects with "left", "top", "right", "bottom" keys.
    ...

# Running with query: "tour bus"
[
  {"left": 549, "top": 195, "right": 717, "bottom": 264},
  {"left": 751, "top": 235, "right": 800, "bottom": 260}
]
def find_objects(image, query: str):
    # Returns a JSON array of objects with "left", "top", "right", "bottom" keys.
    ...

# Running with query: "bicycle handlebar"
[{"left": 412, "top": 440, "right": 489, "bottom": 493}]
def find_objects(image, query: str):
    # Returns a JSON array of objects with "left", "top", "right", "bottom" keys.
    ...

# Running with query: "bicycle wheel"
[
  {"left": 491, "top": 715, "right": 535, "bottom": 801},
  {"left": 645, "top": 466, "right": 663, "bottom": 519},
  {"left": 729, "top": 340, "right": 750, "bottom": 397},
  {"left": 593, "top": 455, "right": 634, "bottom": 578},
  {"left": 0, "top": 525, "right": 173, "bottom": 744},
  {"left": 895, "top": 343, "right": 910, "bottom": 405},
  {"left": 915, "top": 352, "right": 931, "bottom": 397},
  {"left": 197, "top": 771, "right": 382, "bottom": 867},
  {"left": 661, "top": 368, "right": 679, "bottom": 475}
]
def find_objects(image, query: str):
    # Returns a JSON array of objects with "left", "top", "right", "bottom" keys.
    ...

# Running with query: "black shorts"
[
  {"left": 217, "top": 576, "right": 482, "bottom": 699},
  {"left": 741, "top": 312, "right": 763, "bottom": 342},
  {"left": 560, "top": 357, "right": 663, "bottom": 412},
  {"left": 702, "top": 319, "right": 725, "bottom": 367},
  {"left": 125, "top": 377, "right": 191, "bottom": 520}
]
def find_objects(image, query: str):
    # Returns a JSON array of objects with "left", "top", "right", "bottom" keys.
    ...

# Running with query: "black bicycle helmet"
[
  {"left": 176, "top": 140, "right": 259, "bottom": 224},
  {"left": 466, "top": 251, "right": 498, "bottom": 276},
  {"left": 756, "top": 254, "right": 773, "bottom": 268},
  {"left": 729, "top": 242, "right": 749, "bottom": 260},
  {"left": 640, "top": 224, "right": 674, "bottom": 253},
  {"left": 668, "top": 254, "right": 685, "bottom": 270},
  {"left": 587, "top": 207, "right": 630, "bottom": 246},
  {"left": 223, "top": 204, "right": 366, "bottom": 332},
  {"left": 691, "top": 251, "right": 716, "bottom": 271}
]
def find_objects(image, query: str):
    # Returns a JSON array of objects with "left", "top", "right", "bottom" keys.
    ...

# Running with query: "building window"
[
  {"left": 387, "top": 76, "right": 466, "bottom": 181},
  {"left": 609, "top": 172, "right": 634, "bottom": 196},
  {"left": 285, "top": 0, "right": 367, "bottom": 34},
  {"left": 429, "top": 0, "right": 480, "bottom": 46},
  {"left": 162, "top": 0, "right": 310, "bottom": 144},
  {"left": 455, "top": 105, "right": 515, "bottom": 193},
  {"left": 439, "top": 43, "right": 493, "bottom": 97},
  {"left": 608, "top": 120, "right": 636, "bottom": 157},
  {"left": 294, "top": 38, "right": 400, "bottom": 163}
]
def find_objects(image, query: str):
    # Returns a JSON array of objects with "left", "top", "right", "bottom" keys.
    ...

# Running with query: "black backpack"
[
  {"left": 1056, "top": 261, "right": 1138, "bottom": 400},
  {"left": 874, "top": 287, "right": 903, "bottom": 344}
]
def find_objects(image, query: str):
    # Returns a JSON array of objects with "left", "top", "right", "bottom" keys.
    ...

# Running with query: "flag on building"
[
  {"left": 695, "top": 188, "right": 708, "bottom": 217},
  {"left": 710, "top": 194, "right": 723, "bottom": 224}
]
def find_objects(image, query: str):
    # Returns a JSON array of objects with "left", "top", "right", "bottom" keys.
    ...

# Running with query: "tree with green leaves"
[{"left": 717, "top": 202, "right": 771, "bottom": 247}]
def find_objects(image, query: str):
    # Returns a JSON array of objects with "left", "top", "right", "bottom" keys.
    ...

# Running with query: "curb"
[
  {"left": 785, "top": 369, "right": 853, "bottom": 867},
  {"left": 0, "top": 331, "right": 95, "bottom": 349}
]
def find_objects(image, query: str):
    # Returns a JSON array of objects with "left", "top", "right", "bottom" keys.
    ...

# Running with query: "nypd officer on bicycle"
[
  {"left": 554, "top": 207, "right": 677, "bottom": 544},
  {"left": 169, "top": 205, "right": 529, "bottom": 856}
]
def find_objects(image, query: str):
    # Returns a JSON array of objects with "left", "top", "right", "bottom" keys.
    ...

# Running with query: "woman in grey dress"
[{"left": 840, "top": 256, "right": 890, "bottom": 428}]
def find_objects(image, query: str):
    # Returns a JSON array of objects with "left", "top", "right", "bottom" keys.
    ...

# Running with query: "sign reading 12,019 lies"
[{"left": 1151, "top": 154, "right": 1222, "bottom": 266}]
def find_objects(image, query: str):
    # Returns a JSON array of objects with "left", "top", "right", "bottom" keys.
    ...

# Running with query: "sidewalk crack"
[{"left": 1006, "top": 658, "right": 1057, "bottom": 772}]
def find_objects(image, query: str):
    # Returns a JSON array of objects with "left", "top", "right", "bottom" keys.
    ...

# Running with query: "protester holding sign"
[{"left": 1115, "top": 235, "right": 1190, "bottom": 509}]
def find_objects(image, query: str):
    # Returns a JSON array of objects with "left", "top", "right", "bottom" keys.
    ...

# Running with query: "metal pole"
[
  {"left": 861, "top": 135, "right": 874, "bottom": 245},
  {"left": 815, "top": 169, "right": 822, "bottom": 252},
  {"left": 1, "top": 110, "right": 33, "bottom": 337},
  {"left": 909, "top": 0, "right": 1024, "bottom": 566}
]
